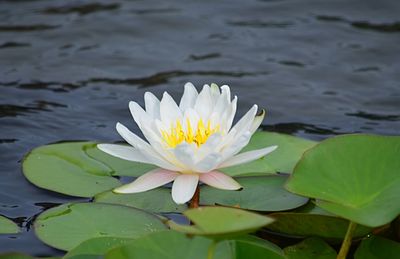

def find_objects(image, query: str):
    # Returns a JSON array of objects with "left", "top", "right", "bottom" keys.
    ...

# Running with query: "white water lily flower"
[{"left": 98, "top": 83, "right": 277, "bottom": 204}]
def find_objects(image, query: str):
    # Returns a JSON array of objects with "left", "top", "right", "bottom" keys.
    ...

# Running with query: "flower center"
[{"left": 161, "top": 119, "right": 219, "bottom": 148}]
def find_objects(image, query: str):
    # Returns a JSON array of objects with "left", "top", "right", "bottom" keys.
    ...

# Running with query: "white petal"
[
  {"left": 199, "top": 171, "right": 242, "bottom": 190},
  {"left": 173, "top": 142, "right": 197, "bottom": 170},
  {"left": 194, "top": 84, "right": 212, "bottom": 120},
  {"left": 172, "top": 174, "right": 199, "bottom": 204},
  {"left": 114, "top": 169, "right": 178, "bottom": 193},
  {"left": 249, "top": 109, "right": 265, "bottom": 134},
  {"left": 160, "top": 92, "right": 182, "bottom": 125},
  {"left": 144, "top": 92, "right": 160, "bottom": 119},
  {"left": 194, "top": 153, "right": 222, "bottom": 173},
  {"left": 219, "top": 145, "right": 278, "bottom": 168},
  {"left": 116, "top": 123, "right": 181, "bottom": 171},
  {"left": 179, "top": 82, "right": 198, "bottom": 111},
  {"left": 230, "top": 104, "right": 258, "bottom": 135},
  {"left": 97, "top": 144, "right": 151, "bottom": 164},
  {"left": 225, "top": 96, "right": 237, "bottom": 132},
  {"left": 129, "top": 101, "right": 150, "bottom": 129},
  {"left": 210, "top": 83, "right": 221, "bottom": 105},
  {"left": 220, "top": 131, "right": 252, "bottom": 159}
]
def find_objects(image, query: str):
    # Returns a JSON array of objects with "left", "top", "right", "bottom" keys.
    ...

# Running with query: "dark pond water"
[{"left": 1, "top": 0, "right": 400, "bottom": 256}]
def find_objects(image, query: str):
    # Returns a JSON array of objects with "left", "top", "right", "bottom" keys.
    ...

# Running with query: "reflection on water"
[{"left": 0, "top": 0, "right": 399, "bottom": 256}]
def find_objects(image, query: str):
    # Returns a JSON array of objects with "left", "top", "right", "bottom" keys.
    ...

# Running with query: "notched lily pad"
[
  {"left": 168, "top": 206, "right": 274, "bottom": 238},
  {"left": 0, "top": 215, "right": 19, "bottom": 234},
  {"left": 286, "top": 134, "right": 400, "bottom": 227},
  {"left": 221, "top": 131, "right": 316, "bottom": 176},
  {"left": 22, "top": 142, "right": 155, "bottom": 197},
  {"left": 94, "top": 188, "right": 187, "bottom": 213},
  {"left": 200, "top": 175, "right": 308, "bottom": 211},
  {"left": 34, "top": 202, "right": 166, "bottom": 251}
]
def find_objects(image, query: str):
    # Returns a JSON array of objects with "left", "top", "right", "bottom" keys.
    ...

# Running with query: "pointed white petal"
[
  {"left": 199, "top": 171, "right": 242, "bottom": 190},
  {"left": 129, "top": 101, "right": 150, "bottom": 129},
  {"left": 221, "top": 131, "right": 252, "bottom": 159},
  {"left": 116, "top": 123, "right": 181, "bottom": 171},
  {"left": 194, "top": 84, "right": 212, "bottom": 120},
  {"left": 114, "top": 169, "right": 178, "bottom": 193},
  {"left": 230, "top": 104, "right": 258, "bottom": 135},
  {"left": 249, "top": 109, "right": 265, "bottom": 134},
  {"left": 160, "top": 92, "right": 182, "bottom": 125},
  {"left": 144, "top": 92, "right": 160, "bottom": 119},
  {"left": 219, "top": 145, "right": 278, "bottom": 168},
  {"left": 97, "top": 144, "right": 151, "bottom": 164},
  {"left": 225, "top": 96, "right": 237, "bottom": 132},
  {"left": 210, "top": 83, "right": 221, "bottom": 105},
  {"left": 194, "top": 153, "right": 222, "bottom": 173},
  {"left": 172, "top": 174, "right": 199, "bottom": 204},
  {"left": 173, "top": 142, "right": 196, "bottom": 170},
  {"left": 179, "top": 82, "right": 198, "bottom": 111}
]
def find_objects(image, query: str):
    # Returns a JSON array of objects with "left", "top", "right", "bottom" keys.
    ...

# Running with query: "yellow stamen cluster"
[{"left": 161, "top": 119, "right": 219, "bottom": 148}]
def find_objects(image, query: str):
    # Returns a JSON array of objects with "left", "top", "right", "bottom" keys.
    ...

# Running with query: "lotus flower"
[{"left": 98, "top": 83, "right": 277, "bottom": 204}]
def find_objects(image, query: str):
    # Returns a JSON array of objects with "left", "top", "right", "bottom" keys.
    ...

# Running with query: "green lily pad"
[
  {"left": 200, "top": 175, "right": 308, "bottom": 211},
  {"left": 286, "top": 134, "right": 400, "bottom": 227},
  {"left": 94, "top": 188, "right": 187, "bottom": 213},
  {"left": 22, "top": 142, "right": 155, "bottom": 197},
  {"left": 168, "top": 206, "right": 274, "bottom": 238},
  {"left": 34, "top": 202, "right": 166, "bottom": 251},
  {"left": 0, "top": 215, "right": 19, "bottom": 234},
  {"left": 221, "top": 131, "right": 316, "bottom": 176},
  {"left": 284, "top": 238, "right": 337, "bottom": 259},
  {"left": 64, "top": 237, "right": 134, "bottom": 259},
  {"left": 220, "top": 235, "right": 285, "bottom": 259},
  {"left": 267, "top": 212, "right": 371, "bottom": 240},
  {"left": 105, "top": 231, "right": 284, "bottom": 259},
  {"left": 354, "top": 235, "right": 400, "bottom": 259},
  {"left": 105, "top": 230, "right": 213, "bottom": 259}
]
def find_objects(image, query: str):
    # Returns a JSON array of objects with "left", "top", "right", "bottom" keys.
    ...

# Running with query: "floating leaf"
[
  {"left": 0, "top": 215, "right": 19, "bottom": 234},
  {"left": 105, "top": 230, "right": 213, "bottom": 259},
  {"left": 105, "top": 231, "right": 284, "bottom": 259},
  {"left": 34, "top": 203, "right": 166, "bottom": 251},
  {"left": 22, "top": 142, "right": 156, "bottom": 197},
  {"left": 286, "top": 134, "right": 400, "bottom": 227},
  {"left": 168, "top": 206, "right": 274, "bottom": 238},
  {"left": 267, "top": 212, "right": 371, "bottom": 240},
  {"left": 284, "top": 238, "right": 337, "bottom": 259},
  {"left": 354, "top": 235, "right": 400, "bottom": 259},
  {"left": 94, "top": 188, "right": 187, "bottom": 213},
  {"left": 64, "top": 237, "right": 134, "bottom": 259},
  {"left": 200, "top": 175, "right": 308, "bottom": 211},
  {"left": 221, "top": 132, "right": 316, "bottom": 176},
  {"left": 220, "top": 235, "right": 285, "bottom": 259}
]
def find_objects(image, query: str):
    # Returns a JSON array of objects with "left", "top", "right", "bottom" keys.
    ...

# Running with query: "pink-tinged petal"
[
  {"left": 114, "top": 169, "right": 178, "bottom": 193},
  {"left": 200, "top": 171, "right": 242, "bottom": 190},
  {"left": 219, "top": 145, "right": 278, "bottom": 168},
  {"left": 172, "top": 174, "right": 199, "bottom": 204}
]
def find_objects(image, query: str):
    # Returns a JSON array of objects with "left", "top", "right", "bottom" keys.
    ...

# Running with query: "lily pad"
[
  {"left": 105, "top": 231, "right": 284, "bottom": 259},
  {"left": 200, "top": 175, "right": 308, "bottom": 211},
  {"left": 0, "top": 215, "right": 19, "bottom": 234},
  {"left": 34, "top": 202, "right": 166, "bottom": 251},
  {"left": 94, "top": 188, "right": 187, "bottom": 213},
  {"left": 64, "top": 237, "right": 134, "bottom": 259},
  {"left": 22, "top": 142, "right": 155, "bottom": 197},
  {"left": 168, "top": 206, "right": 274, "bottom": 238},
  {"left": 221, "top": 131, "right": 316, "bottom": 176},
  {"left": 105, "top": 230, "right": 213, "bottom": 259},
  {"left": 354, "top": 235, "right": 400, "bottom": 259},
  {"left": 267, "top": 212, "right": 371, "bottom": 240},
  {"left": 286, "top": 134, "right": 400, "bottom": 227},
  {"left": 284, "top": 238, "right": 337, "bottom": 259},
  {"left": 220, "top": 236, "right": 285, "bottom": 259}
]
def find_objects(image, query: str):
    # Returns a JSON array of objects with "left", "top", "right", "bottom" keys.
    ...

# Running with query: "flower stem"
[
  {"left": 189, "top": 184, "right": 200, "bottom": 208},
  {"left": 207, "top": 240, "right": 217, "bottom": 259},
  {"left": 337, "top": 221, "right": 357, "bottom": 259}
]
